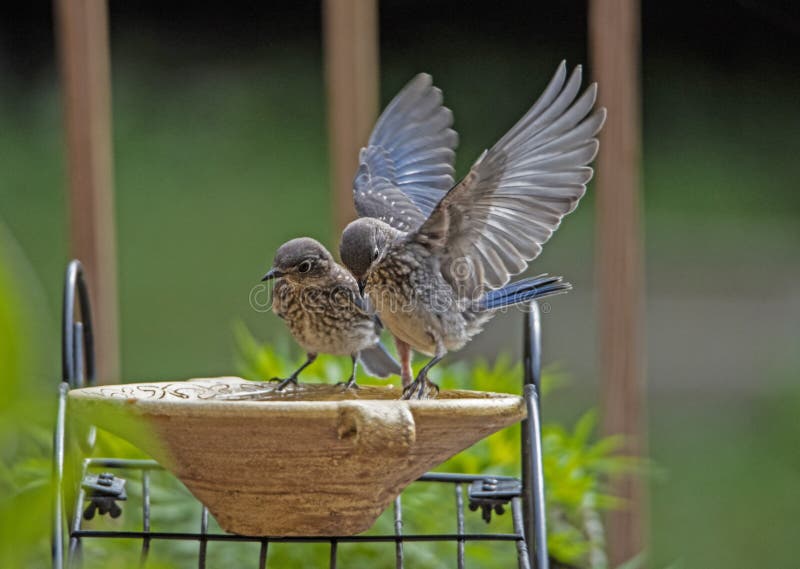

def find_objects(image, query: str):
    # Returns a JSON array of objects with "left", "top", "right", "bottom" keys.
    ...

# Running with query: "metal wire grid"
[
  {"left": 72, "top": 461, "right": 531, "bottom": 569},
  {"left": 53, "top": 259, "right": 550, "bottom": 569}
]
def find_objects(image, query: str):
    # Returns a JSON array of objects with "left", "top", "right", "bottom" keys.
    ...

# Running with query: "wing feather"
[
  {"left": 411, "top": 63, "right": 606, "bottom": 298},
  {"left": 353, "top": 74, "right": 458, "bottom": 231}
]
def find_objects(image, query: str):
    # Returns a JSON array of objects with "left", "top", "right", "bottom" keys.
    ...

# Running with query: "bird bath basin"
[{"left": 69, "top": 377, "right": 526, "bottom": 536}]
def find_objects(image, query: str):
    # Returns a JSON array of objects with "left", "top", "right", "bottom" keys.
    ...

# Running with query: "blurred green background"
[{"left": 1, "top": 0, "right": 799, "bottom": 567}]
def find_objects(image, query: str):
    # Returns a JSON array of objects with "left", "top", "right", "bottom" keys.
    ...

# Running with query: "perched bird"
[
  {"left": 340, "top": 62, "right": 606, "bottom": 398},
  {"left": 340, "top": 71, "right": 459, "bottom": 387},
  {"left": 259, "top": 237, "right": 400, "bottom": 390}
]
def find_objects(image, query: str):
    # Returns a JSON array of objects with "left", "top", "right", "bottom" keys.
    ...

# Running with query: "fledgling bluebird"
[
  {"left": 259, "top": 237, "right": 400, "bottom": 390},
  {"left": 339, "top": 62, "right": 606, "bottom": 398},
  {"left": 339, "top": 72, "right": 459, "bottom": 387}
]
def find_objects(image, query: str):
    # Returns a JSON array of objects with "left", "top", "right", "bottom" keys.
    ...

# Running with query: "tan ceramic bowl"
[{"left": 69, "top": 377, "right": 525, "bottom": 536}]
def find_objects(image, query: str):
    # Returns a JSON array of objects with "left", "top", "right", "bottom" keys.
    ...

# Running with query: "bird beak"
[
  {"left": 261, "top": 268, "right": 283, "bottom": 281},
  {"left": 357, "top": 280, "right": 366, "bottom": 295}
]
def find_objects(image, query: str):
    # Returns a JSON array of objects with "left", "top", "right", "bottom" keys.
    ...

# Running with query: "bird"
[
  {"left": 339, "top": 62, "right": 606, "bottom": 399},
  {"left": 338, "top": 71, "right": 460, "bottom": 388},
  {"left": 258, "top": 237, "right": 400, "bottom": 390}
]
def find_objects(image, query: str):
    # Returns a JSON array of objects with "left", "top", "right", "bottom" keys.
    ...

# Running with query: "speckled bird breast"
[
  {"left": 365, "top": 245, "right": 469, "bottom": 356},
  {"left": 272, "top": 278, "right": 378, "bottom": 356}
]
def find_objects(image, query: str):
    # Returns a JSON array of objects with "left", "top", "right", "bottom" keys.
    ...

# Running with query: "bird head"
[
  {"left": 262, "top": 237, "right": 334, "bottom": 283},
  {"left": 339, "top": 218, "right": 400, "bottom": 289}
]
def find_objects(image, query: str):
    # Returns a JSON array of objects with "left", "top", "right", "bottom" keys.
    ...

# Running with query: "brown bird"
[
  {"left": 260, "top": 237, "right": 400, "bottom": 389},
  {"left": 339, "top": 72, "right": 459, "bottom": 388}
]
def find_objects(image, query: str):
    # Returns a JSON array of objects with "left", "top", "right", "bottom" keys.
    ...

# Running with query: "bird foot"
[
  {"left": 401, "top": 377, "right": 439, "bottom": 400},
  {"left": 270, "top": 376, "right": 299, "bottom": 391},
  {"left": 335, "top": 379, "right": 360, "bottom": 390}
]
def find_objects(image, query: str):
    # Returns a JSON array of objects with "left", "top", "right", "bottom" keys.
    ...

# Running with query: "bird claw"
[
  {"left": 271, "top": 376, "right": 299, "bottom": 391},
  {"left": 401, "top": 377, "right": 439, "bottom": 400},
  {"left": 336, "top": 379, "right": 360, "bottom": 390}
]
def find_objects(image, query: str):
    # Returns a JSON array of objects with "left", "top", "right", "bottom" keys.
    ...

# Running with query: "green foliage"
[
  {"left": 0, "top": 228, "right": 179, "bottom": 569},
  {"left": 235, "top": 324, "right": 638, "bottom": 569},
  {"left": 0, "top": 226, "right": 55, "bottom": 568}
]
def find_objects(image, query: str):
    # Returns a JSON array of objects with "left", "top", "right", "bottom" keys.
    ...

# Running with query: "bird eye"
[
  {"left": 298, "top": 260, "right": 312, "bottom": 273},
  {"left": 372, "top": 247, "right": 380, "bottom": 261}
]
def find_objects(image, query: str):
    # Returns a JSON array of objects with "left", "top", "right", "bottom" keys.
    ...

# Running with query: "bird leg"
[
  {"left": 402, "top": 342, "right": 445, "bottom": 400},
  {"left": 336, "top": 354, "right": 360, "bottom": 390},
  {"left": 394, "top": 337, "right": 414, "bottom": 388},
  {"left": 271, "top": 353, "right": 317, "bottom": 390}
]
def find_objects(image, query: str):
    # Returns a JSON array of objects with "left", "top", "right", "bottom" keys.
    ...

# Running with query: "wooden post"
[
  {"left": 589, "top": 0, "right": 647, "bottom": 565},
  {"left": 322, "top": 0, "right": 379, "bottom": 238},
  {"left": 54, "top": 0, "right": 120, "bottom": 384}
]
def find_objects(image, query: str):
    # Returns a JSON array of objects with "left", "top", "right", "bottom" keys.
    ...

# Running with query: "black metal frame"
[{"left": 52, "top": 260, "right": 550, "bottom": 569}]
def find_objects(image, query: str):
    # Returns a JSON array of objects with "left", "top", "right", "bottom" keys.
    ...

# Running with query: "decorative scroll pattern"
[
  {"left": 85, "top": 378, "right": 258, "bottom": 401},
  {"left": 76, "top": 379, "right": 508, "bottom": 402}
]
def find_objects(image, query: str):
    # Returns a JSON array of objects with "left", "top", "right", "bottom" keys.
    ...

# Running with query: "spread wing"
[
  {"left": 411, "top": 62, "right": 606, "bottom": 299},
  {"left": 353, "top": 73, "right": 458, "bottom": 232}
]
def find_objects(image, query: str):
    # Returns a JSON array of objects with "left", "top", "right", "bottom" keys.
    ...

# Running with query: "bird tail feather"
[
  {"left": 359, "top": 342, "right": 402, "bottom": 378},
  {"left": 478, "top": 274, "right": 571, "bottom": 311}
]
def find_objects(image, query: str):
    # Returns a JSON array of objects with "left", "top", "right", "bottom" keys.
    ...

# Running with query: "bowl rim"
[{"left": 67, "top": 377, "right": 525, "bottom": 417}]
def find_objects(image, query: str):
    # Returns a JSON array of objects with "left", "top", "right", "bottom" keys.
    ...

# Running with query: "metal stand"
[
  {"left": 53, "top": 260, "right": 97, "bottom": 569},
  {"left": 52, "top": 260, "right": 550, "bottom": 568},
  {"left": 522, "top": 303, "right": 549, "bottom": 569}
]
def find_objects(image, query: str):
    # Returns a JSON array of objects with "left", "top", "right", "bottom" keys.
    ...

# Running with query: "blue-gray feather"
[
  {"left": 359, "top": 343, "right": 401, "bottom": 378},
  {"left": 412, "top": 62, "right": 606, "bottom": 298},
  {"left": 478, "top": 275, "right": 571, "bottom": 311},
  {"left": 353, "top": 73, "right": 458, "bottom": 232}
]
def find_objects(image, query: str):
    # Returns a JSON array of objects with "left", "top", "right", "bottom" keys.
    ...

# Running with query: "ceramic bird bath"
[{"left": 69, "top": 377, "right": 526, "bottom": 536}]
